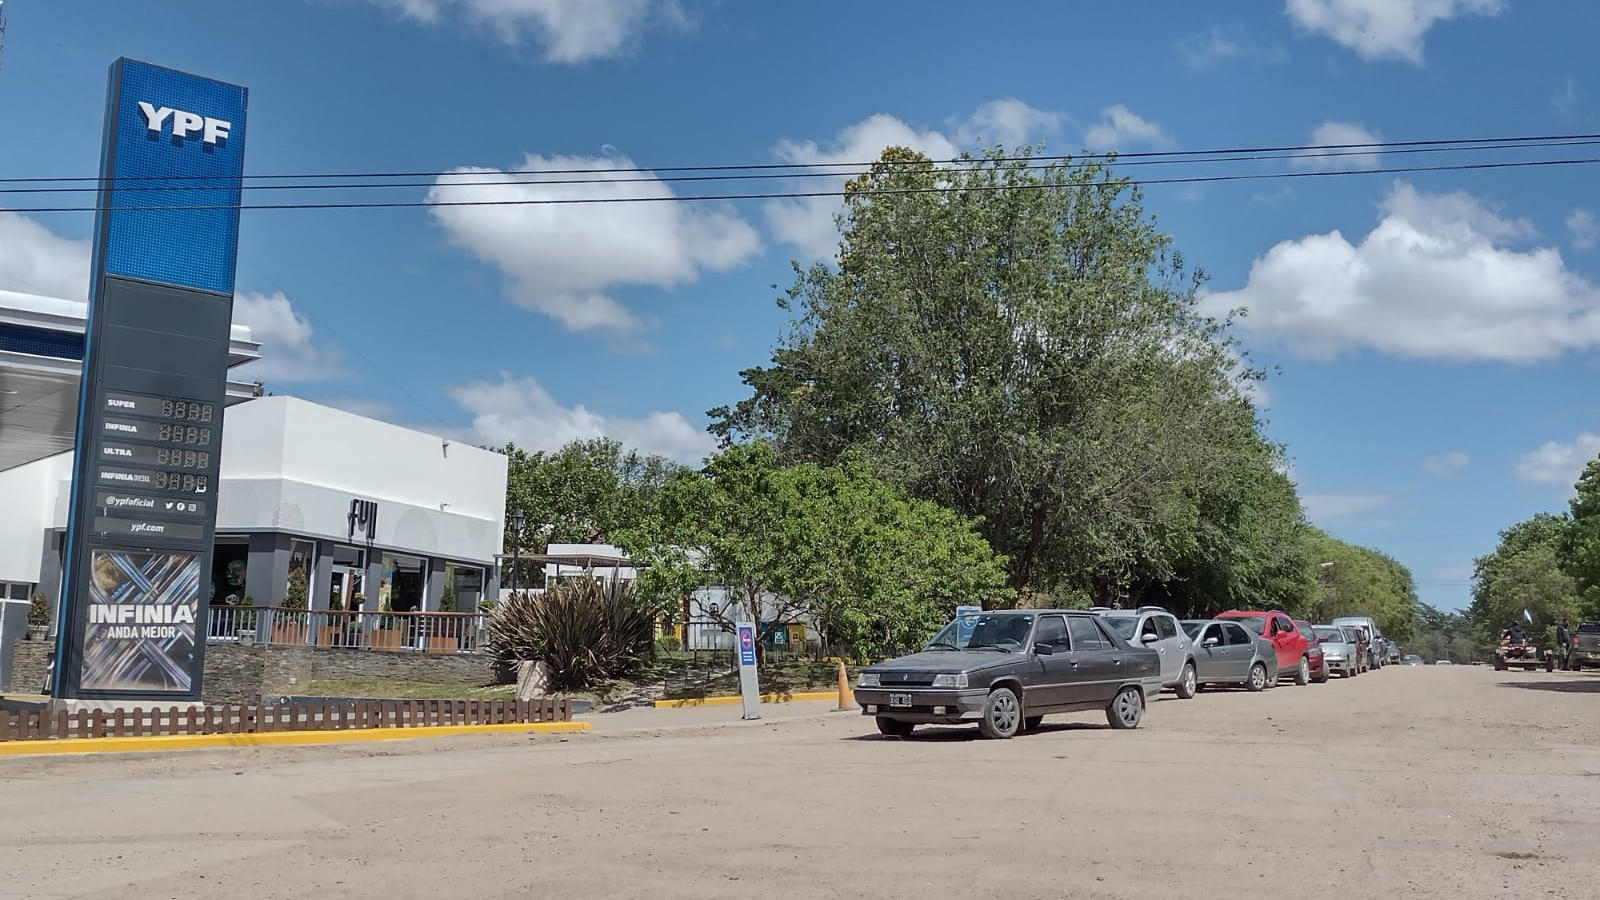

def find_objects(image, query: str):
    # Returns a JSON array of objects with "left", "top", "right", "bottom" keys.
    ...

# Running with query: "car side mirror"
[
  {"left": 1202, "top": 637, "right": 1219, "bottom": 648},
  {"left": 1141, "top": 633, "right": 1158, "bottom": 644},
  {"left": 1033, "top": 642, "right": 1055, "bottom": 656}
]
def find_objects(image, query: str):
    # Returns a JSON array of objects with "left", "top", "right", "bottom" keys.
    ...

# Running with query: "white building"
[{"left": 0, "top": 289, "right": 507, "bottom": 618}]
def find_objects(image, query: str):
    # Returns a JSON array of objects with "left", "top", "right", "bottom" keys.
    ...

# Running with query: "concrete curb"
[
  {"left": 0, "top": 721, "right": 591, "bottom": 757},
  {"left": 654, "top": 691, "right": 838, "bottom": 709}
]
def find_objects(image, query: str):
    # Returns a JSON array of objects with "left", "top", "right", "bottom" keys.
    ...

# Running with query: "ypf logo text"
[{"left": 138, "top": 101, "right": 231, "bottom": 145}]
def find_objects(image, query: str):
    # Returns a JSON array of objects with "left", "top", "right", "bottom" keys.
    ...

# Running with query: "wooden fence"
[{"left": 0, "top": 697, "right": 571, "bottom": 742}]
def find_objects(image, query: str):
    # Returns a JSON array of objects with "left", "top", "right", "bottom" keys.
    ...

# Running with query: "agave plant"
[{"left": 489, "top": 578, "right": 656, "bottom": 690}]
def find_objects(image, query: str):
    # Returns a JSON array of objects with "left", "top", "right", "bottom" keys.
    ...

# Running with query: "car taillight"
[{"left": 1573, "top": 637, "right": 1580, "bottom": 647}]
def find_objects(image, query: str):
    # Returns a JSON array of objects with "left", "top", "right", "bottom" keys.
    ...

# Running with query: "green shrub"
[
  {"left": 283, "top": 569, "right": 308, "bottom": 609},
  {"left": 655, "top": 634, "right": 682, "bottom": 653},
  {"left": 439, "top": 583, "right": 457, "bottom": 613},
  {"left": 28, "top": 593, "right": 51, "bottom": 628},
  {"left": 488, "top": 579, "right": 655, "bottom": 690}
]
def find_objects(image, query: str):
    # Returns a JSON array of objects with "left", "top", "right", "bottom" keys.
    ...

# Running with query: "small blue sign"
[
  {"left": 955, "top": 605, "right": 982, "bottom": 645},
  {"left": 738, "top": 624, "right": 756, "bottom": 667}
]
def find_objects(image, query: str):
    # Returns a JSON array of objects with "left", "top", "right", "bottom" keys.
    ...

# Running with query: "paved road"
[{"left": 3, "top": 665, "right": 1599, "bottom": 899}]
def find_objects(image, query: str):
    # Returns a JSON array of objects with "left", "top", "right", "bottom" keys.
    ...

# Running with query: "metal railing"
[{"left": 206, "top": 606, "right": 488, "bottom": 654}]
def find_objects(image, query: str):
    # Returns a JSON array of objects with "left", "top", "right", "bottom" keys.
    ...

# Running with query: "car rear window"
[
  {"left": 1579, "top": 623, "right": 1600, "bottom": 634},
  {"left": 1102, "top": 616, "right": 1138, "bottom": 640},
  {"left": 1225, "top": 615, "right": 1266, "bottom": 634}
]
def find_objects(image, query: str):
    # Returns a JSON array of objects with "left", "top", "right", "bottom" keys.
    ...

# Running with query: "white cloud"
[
  {"left": 0, "top": 212, "right": 91, "bottom": 299},
  {"left": 953, "top": 99, "right": 1063, "bottom": 148},
  {"left": 1514, "top": 432, "right": 1600, "bottom": 487},
  {"left": 449, "top": 372, "right": 715, "bottom": 462},
  {"left": 1294, "top": 121, "right": 1383, "bottom": 170},
  {"left": 1203, "top": 181, "right": 1600, "bottom": 363},
  {"left": 1303, "top": 491, "right": 1389, "bottom": 520},
  {"left": 230, "top": 291, "right": 349, "bottom": 384},
  {"left": 1553, "top": 75, "right": 1584, "bottom": 123},
  {"left": 1082, "top": 104, "right": 1174, "bottom": 153},
  {"left": 1285, "top": 0, "right": 1503, "bottom": 64},
  {"left": 764, "top": 100, "right": 1060, "bottom": 263},
  {"left": 1568, "top": 208, "right": 1598, "bottom": 251},
  {"left": 363, "top": 0, "right": 688, "bottom": 63},
  {"left": 1177, "top": 26, "right": 1243, "bottom": 69},
  {"left": 1422, "top": 450, "right": 1469, "bottom": 477},
  {"left": 428, "top": 153, "right": 760, "bottom": 333}
]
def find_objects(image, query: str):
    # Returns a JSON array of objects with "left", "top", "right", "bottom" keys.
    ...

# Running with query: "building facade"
[{"left": 1, "top": 396, "right": 507, "bottom": 628}]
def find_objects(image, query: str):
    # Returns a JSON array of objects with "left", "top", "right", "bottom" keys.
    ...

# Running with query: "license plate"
[{"left": 888, "top": 693, "right": 913, "bottom": 708}]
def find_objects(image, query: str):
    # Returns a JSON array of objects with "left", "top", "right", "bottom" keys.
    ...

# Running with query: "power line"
[
  {"left": 4, "top": 154, "right": 1598, "bottom": 214},
  {"left": 4, "top": 131, "right": 1600, "bottom": 186},
  {"left": 5, "top": 138, "right": 1600, "bottom": 196}
]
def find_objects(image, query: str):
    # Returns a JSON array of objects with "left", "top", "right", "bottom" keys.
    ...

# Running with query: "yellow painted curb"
[
  {"left": 654, "top": 690, "right": 838, "bottom": 709},
  {"left": 0, "top": 721, "right": 591, "bottom": 757}
]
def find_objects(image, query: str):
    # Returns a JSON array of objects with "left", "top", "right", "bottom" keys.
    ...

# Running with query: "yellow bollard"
[{"left": 836, "top": 661, "right": 856, "bottom": 711}]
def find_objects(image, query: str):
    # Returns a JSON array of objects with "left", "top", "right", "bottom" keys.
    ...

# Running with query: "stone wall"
[
  {"left": 8, "top": 639, "right": 52, "bottom": 694},
  {"left": 3, "top": 639, "right": 495, "bottom": 705}
]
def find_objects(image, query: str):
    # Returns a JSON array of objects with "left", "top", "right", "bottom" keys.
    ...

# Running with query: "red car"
[
  {"left": 1216, "top": 610, "right": 1312, "bottom": 685},
  {"left": 1293, "top": 619, "right": 1331, "bottom": 684}
]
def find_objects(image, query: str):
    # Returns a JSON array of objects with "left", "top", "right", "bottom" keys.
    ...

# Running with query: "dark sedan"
[{"left": 853, "top": 610, "right": 1160, "bottom": 739}]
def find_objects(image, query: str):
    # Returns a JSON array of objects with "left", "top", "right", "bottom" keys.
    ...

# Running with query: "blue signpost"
[{"left": 736, "top": 621, "right": 760, "bottom": 719}]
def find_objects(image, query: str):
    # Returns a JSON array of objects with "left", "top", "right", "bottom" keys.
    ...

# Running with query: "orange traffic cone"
[{"left": 836, "top": 661, "right": 856, "bottom": 711}]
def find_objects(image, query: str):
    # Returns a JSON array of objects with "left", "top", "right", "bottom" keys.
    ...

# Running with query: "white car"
[{"left": 1093, "top": 607, "right": 1197, "bottom": 699}]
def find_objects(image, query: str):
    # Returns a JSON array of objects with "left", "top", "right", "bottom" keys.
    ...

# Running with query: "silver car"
[
  {"left": 1181, "top": 619, "right": 1281, "bottom": 691},
  {"left": 1314, "top": 624, "right": 1362, "bottom": 677},
  {"left": 1097, "top": 607, "right": 1197, "bottom": 699}
]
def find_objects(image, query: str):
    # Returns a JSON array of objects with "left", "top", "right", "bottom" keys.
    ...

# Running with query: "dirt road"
[{"left": 4, "top": 665, "right": 1598, "bottom": 899}]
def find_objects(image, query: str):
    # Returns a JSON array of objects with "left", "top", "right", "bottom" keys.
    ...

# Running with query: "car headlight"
[
  {"left": 931, "top": 673, "right": 969, "bottom": 689},
  {"left": 857, "top": 673, "right": 881, "bottom": 688}
]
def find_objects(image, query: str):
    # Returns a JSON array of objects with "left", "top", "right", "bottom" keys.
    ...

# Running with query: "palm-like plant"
[{"left": 489, "top": 578, "right": 655, "bottom": 690}]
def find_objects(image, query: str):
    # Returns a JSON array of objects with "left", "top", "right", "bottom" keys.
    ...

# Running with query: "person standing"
[{"left": 1557, "top": 618, "right": 1573, "bottom": 670}]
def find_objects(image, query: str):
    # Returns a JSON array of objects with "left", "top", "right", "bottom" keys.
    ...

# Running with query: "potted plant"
[
  {"left": 26, "top": 594, "right": 50, "bottom": 641},
  {"left": 427, "top": 584, "right": 461, "bottom": 654},
  {"left": 270, "top": 574, "right": 310, "bottom": 646},
  {"left": 370, "top": 596, "right": 404, "bottom": 650}
]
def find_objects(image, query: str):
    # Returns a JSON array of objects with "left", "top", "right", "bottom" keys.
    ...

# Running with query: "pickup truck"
[{"left": 1568, "top": 622, "right": 1600, "bottom": 671}]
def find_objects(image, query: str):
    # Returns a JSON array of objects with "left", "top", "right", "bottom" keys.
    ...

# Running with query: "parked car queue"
[{"left": 853, "top": 606, "right": 1399, "bottom": 739}]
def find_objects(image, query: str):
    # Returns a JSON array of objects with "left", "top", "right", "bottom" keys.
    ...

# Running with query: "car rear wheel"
[
  {"left": 1247, "top": 662, "right": 1268, "bottom": 692},
  {"left": 1106, "top": 686, "right": 1143, "bottom": 729},
  {"left": 978, "top": 687, "right": 1022, "bottom": 739},
  {"left": 1175, "top": 662, "right": 1198, "bottom": 699},
  {"left": 1546, "top": 656, "right": 1555, "bottom": 672},
  {"left": 875, "top": 717, "right": 915, "bottom": 738},
  {"left": 1294, "top": 656, "right": 1310, "bottom": 686}
]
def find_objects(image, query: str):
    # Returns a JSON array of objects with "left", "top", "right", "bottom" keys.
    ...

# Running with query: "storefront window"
[
  {"left": 210, "top": 541, "right": 249, "bottom": 607},
  {"left": 381, "top": 553, "right": 426, "bottom": 613},
  {"left": 328, "top": 545, "right": 365, "bottom": 612},
  {"left": 445, "top": 564, "right": 483, "bottom": 612}
]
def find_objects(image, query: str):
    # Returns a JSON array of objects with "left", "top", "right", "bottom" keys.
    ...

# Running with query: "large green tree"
[
  {"left": 710, "top": 145, "right": 1305, "bottom": 608},
  {"left": 1468, "top": 513, "right": 1579, "bottom": 648},
  {"left": 1301, "top": 530, "right": 1419, "bottom": 642},
  {"left": 502, "top": 438, "right": 679, "bottom": 557},
  {"left": 1561, "top": 455, "right": 1600, "bottom": 617},
  {"left": 625, "top": 442, "right": 1011, "bottom": 658}
]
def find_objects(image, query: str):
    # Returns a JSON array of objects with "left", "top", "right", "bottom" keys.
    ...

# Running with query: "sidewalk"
[{"left": 578, "top": 697, "right": 846, "bottom": 734}]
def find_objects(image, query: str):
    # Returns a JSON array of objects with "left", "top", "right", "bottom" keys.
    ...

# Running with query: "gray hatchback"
[{"left": 853, "top": 610, "right": 1160, "bottom": 739}]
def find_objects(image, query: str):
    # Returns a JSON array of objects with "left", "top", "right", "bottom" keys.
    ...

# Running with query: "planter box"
[
  {"left": 314, "top": 625, "right": 341, "bottom": 648},
  {"left": 270, "top": 623, "right": 308, "bottom": 646},
  {"left": 370, "top": 627, "right": 404, "bottom": 651},
  {"left": 425, "top": 635, "right": 460, "bottom": 655}
]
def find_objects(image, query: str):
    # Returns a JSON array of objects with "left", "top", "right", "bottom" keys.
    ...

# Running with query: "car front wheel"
[
  {"left": 1106, "top": 686, "right": 1144, "bottom": 729},
  {"left": 978, "top": 687, "right": 1022, "bottom": 739},
  {"left": 876, "top": 717, "right": 915, "bottom": 738},
  {"left": 1247, "top": 662, "right": 1268, "bottom": 692},
  {"left": 1175, "top": 662, "right": 1198, "bottom": 699}
]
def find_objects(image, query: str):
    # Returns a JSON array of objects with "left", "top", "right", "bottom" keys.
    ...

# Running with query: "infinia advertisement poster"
[{"left": 80, "top": 550, "right": 201, "bottom": 693}]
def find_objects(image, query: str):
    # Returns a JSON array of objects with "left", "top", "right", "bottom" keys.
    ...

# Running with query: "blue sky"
[{"left": 1, "top": 0, "right": 1597, "bottom": 611}]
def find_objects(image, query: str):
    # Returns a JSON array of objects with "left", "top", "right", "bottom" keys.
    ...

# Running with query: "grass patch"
[{"left": 664, "top": 659, "right": 860, "bottom": 700}]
